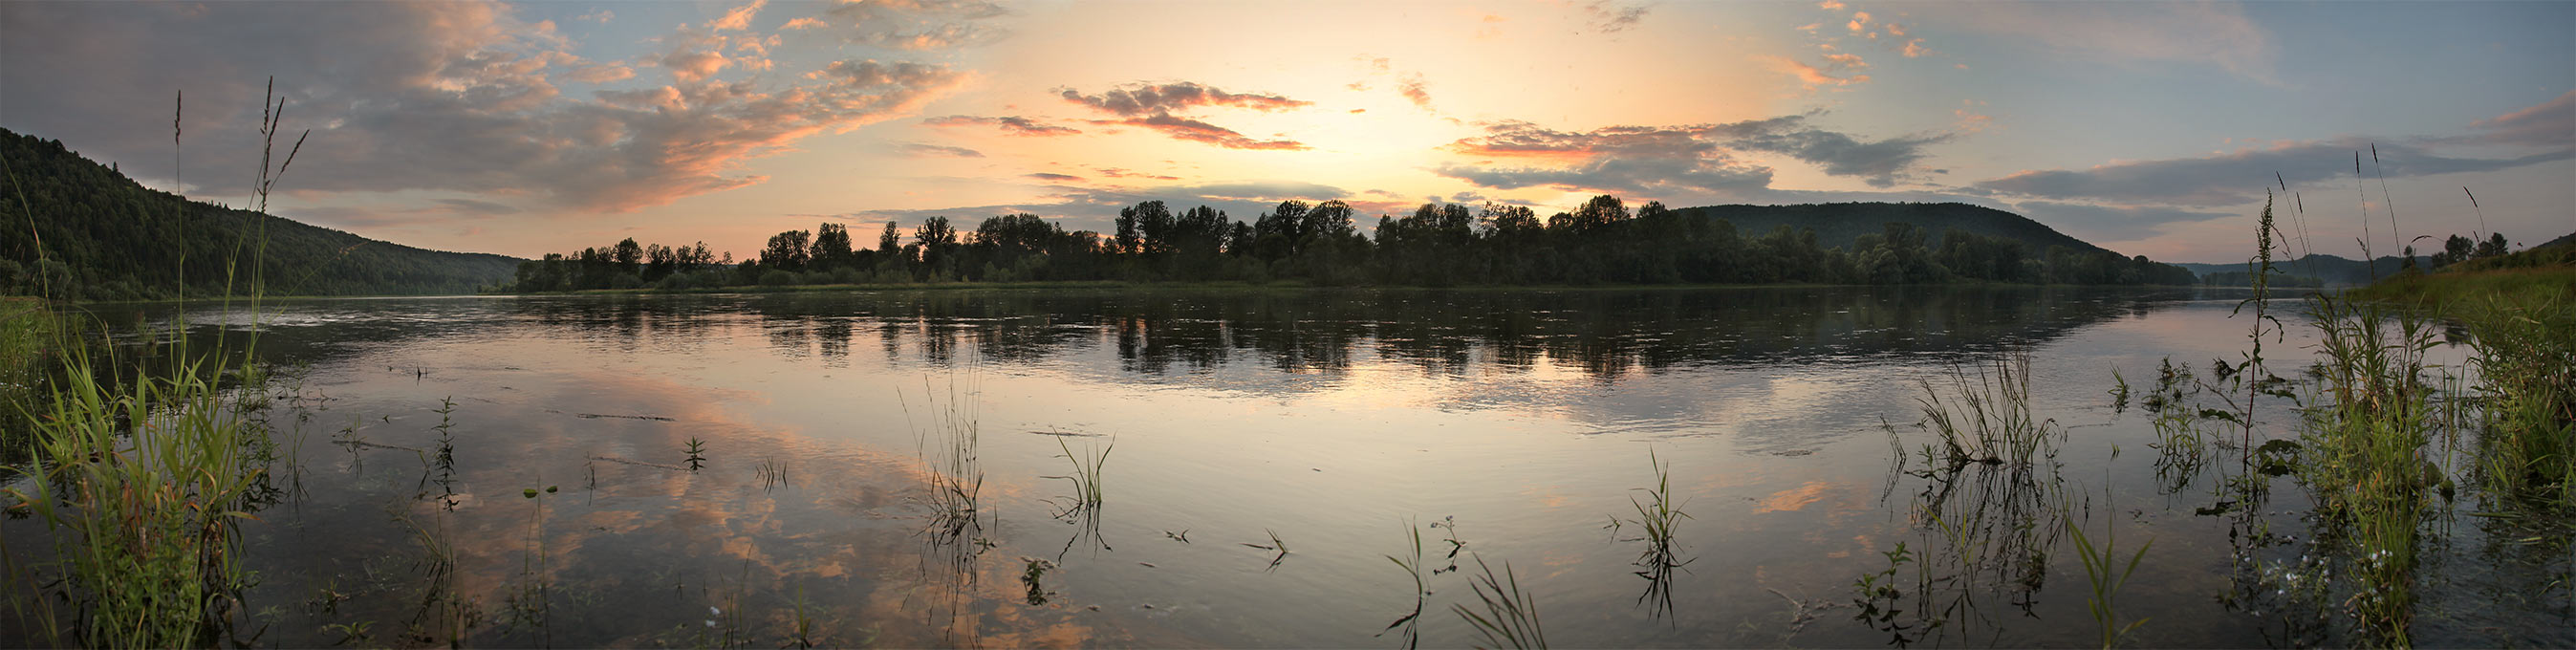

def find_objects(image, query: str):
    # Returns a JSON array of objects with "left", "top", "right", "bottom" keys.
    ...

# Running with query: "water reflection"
[
  {"left": 18, "top": 286, "right": 2341, "bottom": 649},
  {"left": 713, "top": 286, "right": 2193, "bottom": 382}
]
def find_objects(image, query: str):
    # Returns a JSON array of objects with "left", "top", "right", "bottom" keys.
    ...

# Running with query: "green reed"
[
  {"left": 2295, "top": 294, "right": 2440, "bottom": 644},
  {"left": 0, "top": 80, "right": 300, "bottom": 648},
  {"left": 900, "top": 372, "right": 984, "bottom": 539},
  {"left": 1047, "top": 434, "right": 1114, "bottom": 512},
  {"left": 2064, "top": 488, "right": 2152, "bottom": 649}
]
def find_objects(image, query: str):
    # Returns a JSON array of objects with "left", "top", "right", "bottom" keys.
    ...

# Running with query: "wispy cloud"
[
  {"left": 901, "top": 142, "right": 985, "bottom": 158},
  {"left": 2466, "top": 89, "right": 2576, "bottom": 147},
  {"left": 1762, "top": 55, "right": 1870, "bottom": 89},
  {"left": 1056, "top": 82, "right": 1310, "bottom": 117},
  {"left": 1098, "top": 114, "right": 1308, "bottom": 151},
  {"left": 1055, "top": 81, "right": 1311, "bottom": 150},
  {"left": 1579, "top": 1, "right": 1652, "bottom": 33},
  {"left": 1928, "top": 1, "right": 2276, "bottom": 82},
  {"left": 1979, "top": 140, "right": 2574, "bottom": 206},
  {"left": 1397, "top": 75, "right": 1435, "bottom": 111},
  {"left": 788, "top": 0, "right": 1009, "bottom": 50},
  {"left": 922, "top": 115, "right": 1082, "bottom": 137},
  {"left": 1440, "top": 113, "right": 1954, "bottom": 194},
  {"left": 2011, "top": 201, "right": 2235, "bottom": 241}
]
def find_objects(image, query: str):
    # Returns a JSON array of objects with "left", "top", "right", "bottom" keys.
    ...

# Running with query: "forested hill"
[
  {"left": 2171, "top": 254, "right": 2425, "bottom": 287},
  {"left": 0, "top": 128, "right": 521, "bottom": 300},
  {"left": 1672, "top": 203, "right": 2111, "bottom": 256}
]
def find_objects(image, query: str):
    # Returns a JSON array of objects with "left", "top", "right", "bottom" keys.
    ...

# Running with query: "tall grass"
[
  {"left": 2296, "top": 293, "right": 2440, "bottom": 644},
  {"left": 0, "top": 80, "right": 300, "bottom": 647},
  {"left": 1911, "top": 351, "right": 2058, "bottom": 469},
  {"left": 3, "top": 347, "right": 266, "bottom": 646},
  {"left": 2459, "top": 292, "right": 2576, "bottom": 503}
]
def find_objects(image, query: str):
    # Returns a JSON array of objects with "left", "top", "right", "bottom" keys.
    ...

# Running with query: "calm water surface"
[{"left": 8, "top": 286, "right": 2570, "bottom": 647}]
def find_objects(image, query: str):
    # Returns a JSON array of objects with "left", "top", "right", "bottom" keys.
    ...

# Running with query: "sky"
[{"left": 2, "top": 0, "right": 2569, "bottom": 264}]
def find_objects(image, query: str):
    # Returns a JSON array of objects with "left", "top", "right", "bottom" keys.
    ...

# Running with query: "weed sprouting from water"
[
  {"left": 2066, "top": 489, "right": 2153, "bottom": 649},
  {"left": 1378, "top": 518, "right": 1428, "bottom": 649},
  {"left": 756, "top": 458, "right": 790, "bottom": 491},
  {"left": 782, "top": 584, "right": 822, "bottom": 649},
  {"left": 900, "top": 372, "right": 985, "bottom": 542},
  {"left": 1851, "top": 541, "right": 1916, "bottom": 645},
  {"left": 1451, "top": 554, "right": 1547, "bottom": 650},
  {"left": 1241, "top": 528, "right": 1291, "bottom": 569},
  {"left": 683, "top": 437, "right": 708, "bottom": 471},
  {"left": 1911, "top": 350, "right": 2060, "bottom": 470},
  {"left": 1620, "top": 449, "right": 1693, "bottom": 618},
  {"left": 1044, "top": 433, "right": 1114, "bottom": 514},
  {"left": 1871, "top": 347, "right": 2071, "bottom": 642},
  {"left": 1019, "top": 557, "right": 1055, "bottom": 606}
]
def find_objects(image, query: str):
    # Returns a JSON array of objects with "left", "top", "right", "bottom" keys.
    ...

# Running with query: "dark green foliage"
[
  {"left": 508, "top": 195, "right": 2197, "bottom": 292},
  {"left": 1674, "top": 202, "right": 2109, "bottom": 256},
  {"left": 0, "top": 128, "right": 520, "bottom": 299}
]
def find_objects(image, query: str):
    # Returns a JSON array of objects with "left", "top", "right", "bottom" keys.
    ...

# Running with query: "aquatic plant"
[
  {"left": 1019, "top": 557, "right": 1054, "bottom": 606},
  {"left": 1622, "top": 450, "right": 1692, "bottom": 618},
  {"left": 900, "top": 373, "right": 985, "bottom": 541},
  {"left": 2294, "top": 294, "right": 2440, "bottom": 644},
  {"left": 1044, "top": 433, "right": 1114, "bottom": 514},
  {"left": 1377, "top": 518, "right": 1427, "bottom": 649},
  {"left": 1911, "top": 350, "right": 2059, "bottom": 470},
  {"left": 782, "top": 584, "right": 821, "bottom": 649},
  {"left": 1451, "top": 554, "right": 1547, "bottom": 650},
  {"left": 2461, "top": 292, "right": 2576, "bottom": 503},
  {"left": 756, "top": 458, "right": 790, "bottom": 491},
  {"left": 2065, "top": 494, "right": 2153, "bottom": 649},
  {"left": 683, "top": 437, "right": 708, "bottom": 471},
  {"left": 1851, "top": 542, "right": 1915, "bottom": 645},
  {"left": 0, "top": 83, "right": 301, "bottom": 647}
]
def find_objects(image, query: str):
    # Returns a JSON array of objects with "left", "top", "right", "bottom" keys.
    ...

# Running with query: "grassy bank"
[{"left": 2345, "top": 237, "right": 2576, "bottom": 315}]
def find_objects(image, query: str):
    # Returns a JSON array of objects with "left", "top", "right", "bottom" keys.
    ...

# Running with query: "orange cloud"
[
  {"left": 711, "top": 0, "right": 765, "bottom": 31},
  {"left": 1763, "top": 55, "right": 1871, "bottom": 88}
]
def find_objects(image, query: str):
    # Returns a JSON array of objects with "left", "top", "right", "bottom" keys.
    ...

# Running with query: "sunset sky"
[{"left": 3, "top": 0, "right": 2569, "bottom": 263}]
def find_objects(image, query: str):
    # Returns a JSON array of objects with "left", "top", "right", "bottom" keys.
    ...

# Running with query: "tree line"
[{"left": 505, "top": 195, "right": 2198, "bottom": 292}]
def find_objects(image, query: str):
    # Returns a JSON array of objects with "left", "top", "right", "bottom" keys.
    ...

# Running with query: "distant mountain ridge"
[
  {"left": 0, "top": 128, "right": 521, "bottom": 299},
  {"left": 1670, "top": 202, "right": 2116, "bottom": 257},
  {"left": 2172, "top": 254, "right": 2429, "bottom": 287}
]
